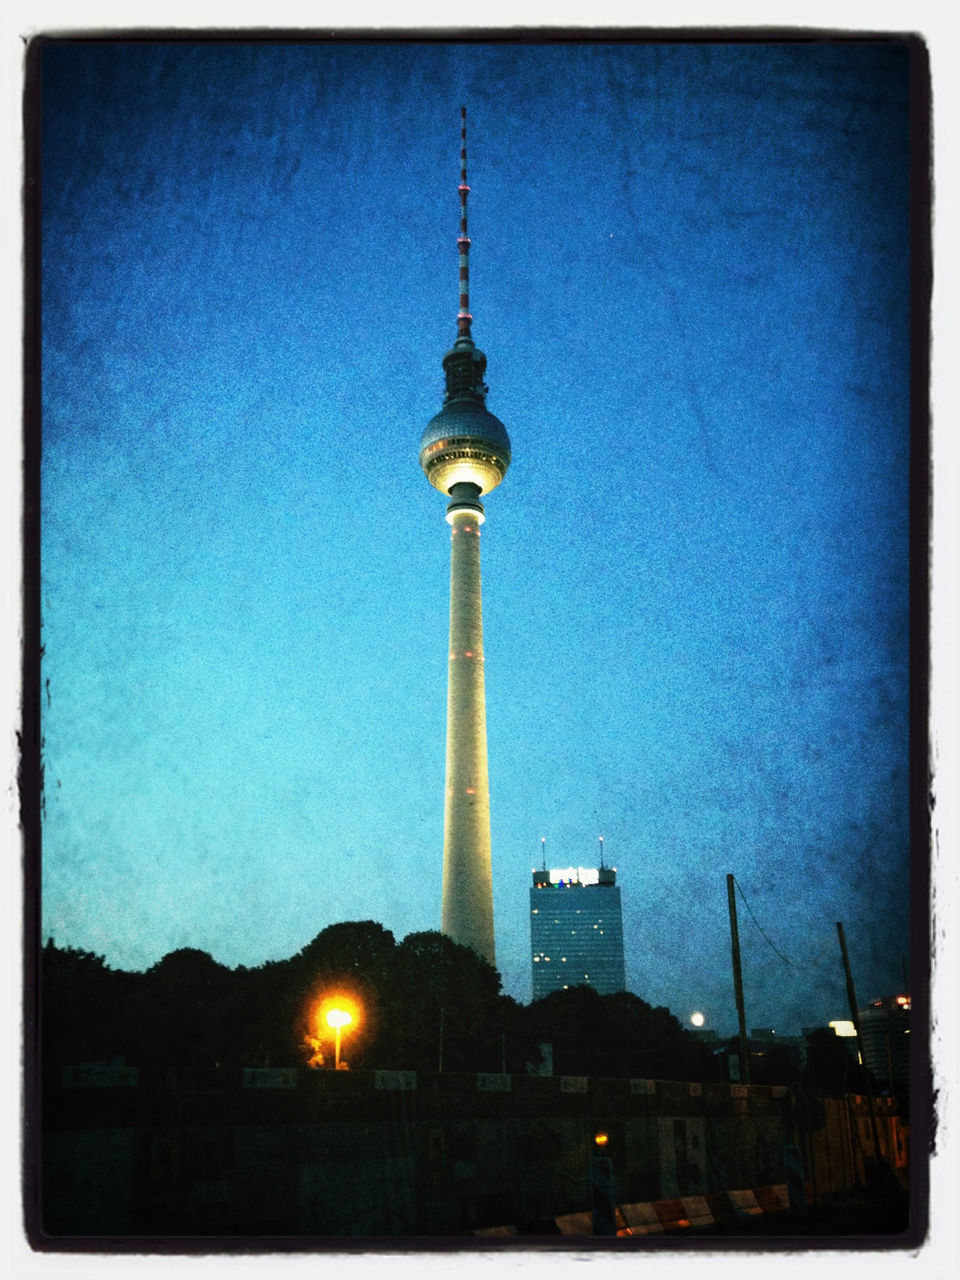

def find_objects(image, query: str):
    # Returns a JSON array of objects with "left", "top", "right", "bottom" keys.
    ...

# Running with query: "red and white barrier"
[{"left": 474, "top": 1184, "right": 792, "bottom": 1236}]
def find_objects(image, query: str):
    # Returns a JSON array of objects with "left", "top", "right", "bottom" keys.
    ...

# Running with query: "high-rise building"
[
  {"left": 530, "top": 853, "right": 626, "bottom": 1000},
  {"left": 419, "top": 109, "right": 511, "bottom": 968},
  {"left": 858, "top": 994, "right": 910, "bottom": 1096}
]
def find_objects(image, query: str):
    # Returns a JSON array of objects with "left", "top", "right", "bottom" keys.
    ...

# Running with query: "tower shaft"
[{"left": 442, "top": 508, "right": 495, "bottom": 964}]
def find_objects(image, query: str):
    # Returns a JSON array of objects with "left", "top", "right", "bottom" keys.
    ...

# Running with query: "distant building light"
[
  {"left": 829, "top": 1020, "right": 857, "bottom": 1037},
  {"left": 548, "top": 866, "right": 600, "bottom": 886}
]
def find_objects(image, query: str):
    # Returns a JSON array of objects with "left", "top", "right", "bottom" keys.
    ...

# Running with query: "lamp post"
[
  {"left": 326, "top": 1007, "right": 353, "bottom": 1070},
  {"left": 590, "top": 1130, "right": 616, "bottom": 1236}
]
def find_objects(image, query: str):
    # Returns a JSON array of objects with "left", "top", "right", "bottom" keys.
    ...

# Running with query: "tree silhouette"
[
  {"left": 41, "top": 941, "right": 119, "bottom": 1067},
  {"left": 41, "top": 927, "right": 722, "bottom": 1083},
  {"left": 136, "top": 948, "right": 234, "bottom": 1067},
  {"left": 522, "top": 986, "right": 714, "bottom": 1080},
  {"left": 378, "top": 930, "right": 504, "bottom": 1072}
]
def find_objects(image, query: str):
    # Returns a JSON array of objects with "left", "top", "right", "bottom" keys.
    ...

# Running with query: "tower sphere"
[{"left": 419, "top": 399, "right": 512, "bottom": 496}]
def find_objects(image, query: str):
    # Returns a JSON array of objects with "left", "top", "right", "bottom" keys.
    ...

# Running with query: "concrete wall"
[{"left": 39, "top": 1067, "right": 906, "bottom": 1238}]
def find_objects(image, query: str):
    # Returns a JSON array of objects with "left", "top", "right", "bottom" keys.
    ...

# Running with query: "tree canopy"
[{"left": 39, "top": 927, "right": 787, "bottom": 1086}]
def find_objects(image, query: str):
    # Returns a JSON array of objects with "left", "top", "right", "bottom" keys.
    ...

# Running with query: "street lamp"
[
  {"left": 590, "top": 1130, "right": 615, "bottom": 1236},
  {"left": 326, "top": 1007, "right": 353, "bottom": 1070}
]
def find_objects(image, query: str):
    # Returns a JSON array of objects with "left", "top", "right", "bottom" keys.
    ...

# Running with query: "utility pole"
[
  {"left": 836, "top": 922, "right": 884, "bottom": 1170},
  {"left": 727, "top": 874, "right": 750, "bottom": 1085}
]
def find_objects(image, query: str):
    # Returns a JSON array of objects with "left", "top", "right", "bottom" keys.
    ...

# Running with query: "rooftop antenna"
[
  {"left": 598, "top": 835, "right": 606, "bottom": 869},
  {"left": 540, "top": 837, "right": 547, "bottom": 871},
  {"left": 457, "top": 105, "right": 473, "bottom": 341}
]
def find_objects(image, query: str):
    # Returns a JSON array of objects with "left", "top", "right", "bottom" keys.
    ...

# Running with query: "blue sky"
[{"left": 39, "top": 37, "right": 914, "bottom": 1034}]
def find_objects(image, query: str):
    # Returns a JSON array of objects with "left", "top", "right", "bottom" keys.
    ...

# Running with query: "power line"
[{"left": 734, "top": 878, "right": 793, "bottom": 966}]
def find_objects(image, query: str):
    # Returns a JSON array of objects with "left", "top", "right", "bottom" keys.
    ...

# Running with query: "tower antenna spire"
[
  {"left": 457, "top": 105, "right": 473, "bottom": 341},
  {"left": 541, "top": 837, "right": 547, "bottom": 871},
  {"left": 599, "top": 835, "right": 605, "bottom": 869}
]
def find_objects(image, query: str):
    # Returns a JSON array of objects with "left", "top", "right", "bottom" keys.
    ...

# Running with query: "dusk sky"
[{"left": 39, "top": 37, "right": 915, "bottom": 1036}]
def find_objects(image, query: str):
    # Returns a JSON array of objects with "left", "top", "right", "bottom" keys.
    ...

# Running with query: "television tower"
[{"left": 419, "top": 108, "right": 511, "bottom": 967}]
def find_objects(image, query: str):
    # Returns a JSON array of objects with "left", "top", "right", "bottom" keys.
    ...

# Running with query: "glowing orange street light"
[{"left": 326, "top": 1007, "right": 353, "bottom": 1070}]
